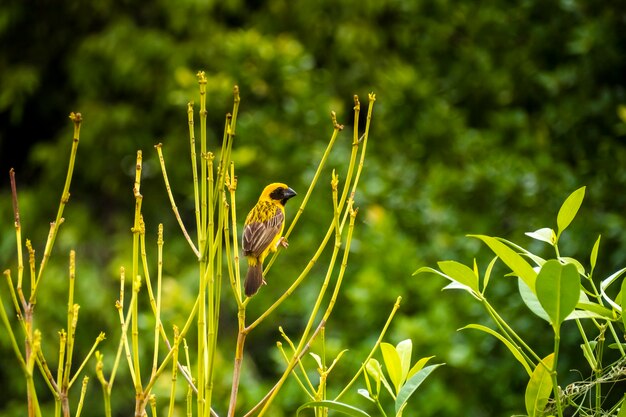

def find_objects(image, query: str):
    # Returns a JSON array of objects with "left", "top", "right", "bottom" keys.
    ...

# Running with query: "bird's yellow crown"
[{"left": 258, "top": 182, "right": 290, "bottom": 202}]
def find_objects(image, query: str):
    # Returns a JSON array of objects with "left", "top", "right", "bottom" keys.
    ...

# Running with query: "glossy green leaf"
[
  {"left": 518, "top": 278, "right": 550, "bottom": 323},
  {"left": 525, "top": 228, "right": 556, "bottom": 246},
  {"left": 590, "top": 235, "right": 601, "bottom": 272},
  {"left": 482, "top": 256, "right": 498, "bottom": 292},
  {"left": 407, "top": 356, "right": 434, "bottom": 380},
  {"left": 437, "top": 260, "right": 479, "bottom": 294},
  {"left": 414, "top": 266, "right": 478, "bottom": 298},
  {"left": 365, "top": 358, "right": 383, "bottom": 395},
  {"left": 557, "top": 186, "right": 585, "bottom": 237},
  {"left": 381, "top": 342, "right": 402, "bottom": 394},
  {"left": 309, "top": 352, "right": 323, "bottom": 370},
  {"left": 600, "top": 267, "right": 626, "bottom": 311},
  {"left": 525, "top": 354, "right": 555, "bottom": 417},
  {"left": 460, "top": 324, "right": 533, "bottom": 376},
  {"left": 396, "top": 339, "right": 412, "bottom": 385},
  {"left": 357, "top": 389, "right": 375, "bottom": 403},
  {"left": 297, "top": 400, "right": 371, "bottom": 417},
  {"left": 470, "top": 235, "right": 537, "bottom": 291},
  {"left": 580, "top": 341, "right": 597, "bottom": 370},
  {"left": 395, "top": 364, "right": 443, "bottom": 416},
  {"left": 535, "top": 260, "right": 580, "bottom": 331}
]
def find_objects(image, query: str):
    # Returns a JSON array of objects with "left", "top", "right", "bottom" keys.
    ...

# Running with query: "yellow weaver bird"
[{"left": 243, "top": 183, "right": 297, "bottom": 297}]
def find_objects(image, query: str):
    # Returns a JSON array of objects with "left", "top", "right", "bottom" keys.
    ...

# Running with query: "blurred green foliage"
[{"left": 1, "top": 0, "right": 625, "bottom": 416}]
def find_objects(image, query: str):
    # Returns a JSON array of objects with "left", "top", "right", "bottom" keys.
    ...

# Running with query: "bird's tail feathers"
[{"left": 244, "top": 262, "right": 264, "bottom": 297}]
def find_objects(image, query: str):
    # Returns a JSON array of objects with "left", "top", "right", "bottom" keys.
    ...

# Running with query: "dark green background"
[{"left": 1, "top": 0, "right": 625, "bottom": 415}]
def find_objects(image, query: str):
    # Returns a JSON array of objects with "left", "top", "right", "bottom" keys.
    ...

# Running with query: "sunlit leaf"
[
  {"left": 297, "top": 400, "right": 371, "bottom": 417},
  {"left": 414, "top": 266, "right": 479, "bottom": 299},
  {"left": 460, "top": 324, "right": 533, "bottom": 376},
  {"left": 309, "top": 352, "right": 323, "bottom": 370},
  {"left": 395, "top": 364, "right": 443, "bottom": 416},
  {"left": 381, "top": 343, "right": 402, "bottom": 394},
  {"left": 518, "top": 278, "right": 550, "bottom": 323},
  {"left": 536, "top": 260, "right": 580, "bottom": 331},
  {"left": 557, "top": 186, "right": 585, "bottom": 237},
  {"left": 437, "top": 260, "right": 479, "bottom": 294},
  {"left": 357, "top": 389, "right": 375, "bottom": 403},
  {"left": 525, "top": 354, "right": 555, "bottom": 417},
  {"left": 482, "top": 256, "right": 498, "bottom": 292},
  {"left": 590, "top": 235, "right": 601, "bottom": 272},
  {"left": 396, "top": 339, "right": 412, "bottom": 385},
  {"left": 622, "top": 276, "right": 626, "bottom": 331},
  {"left": 407, "top": 356, "right": 434, "bottom": 380},
  {"left": 525, "top": 228, "right": 556, "bottom": 246},
  {"left": 600, "top": 267, "right": 626, "bottom": 312},
  {"left": 470, "top": 235, "right": 537, "bottom": 291}
]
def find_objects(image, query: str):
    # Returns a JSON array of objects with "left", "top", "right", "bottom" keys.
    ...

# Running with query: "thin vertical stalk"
[{"left": 32, "top": 112, "right": 82, "bottom": 302}]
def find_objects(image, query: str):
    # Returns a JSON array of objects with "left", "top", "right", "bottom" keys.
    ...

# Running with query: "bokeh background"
[{"left": 1, "top": 1, "right": 625, "bottom": 416}]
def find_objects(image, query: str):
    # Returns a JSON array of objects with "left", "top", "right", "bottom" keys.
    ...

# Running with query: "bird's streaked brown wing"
[{"left": 243, "top": 208, "right": 284, "bottom": 257}]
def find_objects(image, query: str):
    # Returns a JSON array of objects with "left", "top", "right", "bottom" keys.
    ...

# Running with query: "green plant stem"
[
  {"left": 482, "top": 299, "right": 540, "bottom": 367},
  {"left": 9, "top": 169, "right": 26, "bottom": 310},
  {"left": 32, "top": 113, "right": 81, "bottom": 303},
  {"left": 168, "top": 327, "right": 180, "bottom": 417},
  {"left": 75, "top": 377, "right": 89, "bottom": 417},
  {"left": 155, "top": 144, "right": 200, "bottom": 258},
  {"left": 335, "top": 296, "right": 402, "bottom": 401},
  {"left": 550, "top": 333, "right": 563, "bottom": 417}
]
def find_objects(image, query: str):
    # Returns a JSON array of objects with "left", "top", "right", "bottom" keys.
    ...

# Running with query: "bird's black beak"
[{"left": 281, "top": 187, "right": 297, "bottom": 205}]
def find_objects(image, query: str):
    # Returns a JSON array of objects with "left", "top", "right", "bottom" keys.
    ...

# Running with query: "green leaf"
[
  {"left": 535, "top": 260, "right": 580, "bottom": 331},
  {"left": 575, "top": 302, "right": 614, "bottom": 320},
  {"left": 600, "top": 267, "right": 626, "bottom": 311},
  {"left": 407, "top": 356, "right": 434, "bottom": 380},
  {"left": 525, "top": 354, "right": 555, "bottom": 417},
  {"left": 590, "top": 235, "right": 601, "bottom": 272},
  {"left": 395, "top": 364, "right": 443, "bottom": 416},
  {"left": 470, "top": 235, "right": 537, "bottom": 291},
  {"left": 357, "top": 389, "right": 375, "bottom": 403},
  {"left": 518, "top": 278, "right": 551, "bottom": 323},
  {"left": 482, "top": 256, "right": 498, "bottom": 292},
  {"left": 413, "top": 266, "right": 478, "bottom": 298},
  {"left": 525, "top": 228, "right": 556, "bottom": 246},
  {"left": 395, "top": 339, "right": 412, "bottom": 385},
  {"left": 365, "top": 358, "right": 383, "bottom": 395},
  {"left": 381, "top": 342, "right": 402, "bottom": 394},
  {"left": 297, "top": 400, "right": 371, "bottom": 417},
  {"left": 309, "top": 352, "right": 323, "bottom": 370},
  {"left": 460, "top": 324, "right": 533, "bottom": 376},
  {"left": 437, "top": 260, "right": 479, "bottom": 294},
  {"left": 557, "top": 186, "right": 585, "bottom": 238}
]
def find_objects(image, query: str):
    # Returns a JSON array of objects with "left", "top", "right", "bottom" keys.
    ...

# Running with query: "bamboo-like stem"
[
  {"left": 339, "top": 94, "right": 375, "bottom": 232},
  {"left": 203, "top": 151, "right": 216, "bottom": 417},
  {"left": 68, "top": 332, "right": 105, "bottom": 388},
  {"left": 75, "top": 376, "right": 89, "bottom": 417},
  {"left": 32, "top": 112, "right": 81, "bottom": 302},
  {"left": 335, "top": 296, "right": 402, "bottom": 401},
  {"left": 226, "top": 163, "right": 243, "bottom": 305},
  {"left": 0, "top": 277, "right": 27, "bottom": 371},
  {"left": 9, "top": 169, "right": 26, "bottom": 310},
  {"left": 188, "top": 102, "right": 202, "bottom": 243},
  {"left": 130, "top": 150, "right": 144, "bottom": 402},
  {"left": 278, "top": 329, "right": 316, "bottom": 396},
  {"left": 95, "top": 352, "right": 111, "bottom": 417},
  {"left": 151, "top": 224, "right": 164, "bottom": 381},
  {"left": 155, "top": 143, "right": 201, "bottom": 258},
  {"left": 62, "top": 251, "right": 76, "bottom": 390},
  {"left": 197, "top": 70, "right": 208, "bottom": 417},
  {"left": 167, "top": 327, "right": 180, "bottom": 417}
]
